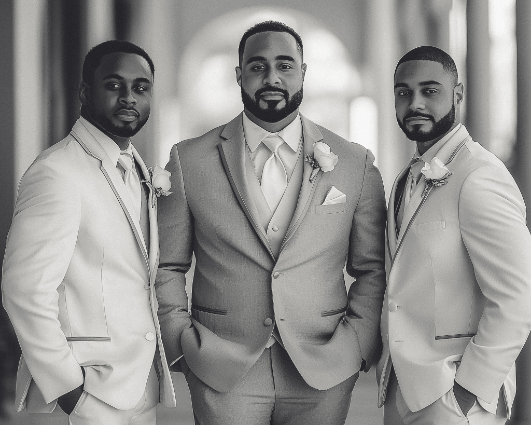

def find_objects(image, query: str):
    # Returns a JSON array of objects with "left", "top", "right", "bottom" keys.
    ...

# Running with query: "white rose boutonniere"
[
  {"left": 144, "top": 165, "right": 172, "bottom": 207},
  {"left": 421, "top": 157, "right": 451, "bottom": 197},
  {"left": 305, "top": 142, "right": 338, "bottom": 183}
]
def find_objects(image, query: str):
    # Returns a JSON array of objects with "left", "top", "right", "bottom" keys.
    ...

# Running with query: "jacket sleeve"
[
  {"left": 1, "top": 158, "right": 84, "bottom": 403},
  {"left": 345, "top": 148, "right": 387, "bottom": 370},
  {"left": 456, "top": 164, "right": 531, "bottom": 403},
  {"left": 155, "top": 144, "right": 194, "bottom": 369}
]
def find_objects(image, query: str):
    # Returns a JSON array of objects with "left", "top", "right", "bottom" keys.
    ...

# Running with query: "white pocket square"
[{"left": 322, "top": 186, "right": 346, "bottom": 205}]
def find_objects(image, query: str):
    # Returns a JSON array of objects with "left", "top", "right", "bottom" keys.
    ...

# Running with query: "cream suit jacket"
[
  {"left": 156, "top": 113, "right": 387, "bottom": 393},
  {"left": 377, "top": 125, "right": 531, "bottom": 415},
  {"left": 2, "top": 119, "right": 175, "bottom": 412}
]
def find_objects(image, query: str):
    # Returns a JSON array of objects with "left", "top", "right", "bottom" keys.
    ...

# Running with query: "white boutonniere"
[
  {"left": 421, "top": 157, "right": 451, "bottom": 197},
  {"left": 305, "top": 142, "right": 338, "bottom": 183},
  {"left": 143, "top": 165, "right": 172, "bottom": 207}
]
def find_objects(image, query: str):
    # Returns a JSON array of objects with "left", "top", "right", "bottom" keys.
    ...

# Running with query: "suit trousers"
[
  {"left": 28, "top": 363, "right": 158, "bottom": 425},
  {"left": 383, "top": 368, "right": 507, "bottom": 425},
  {"left": 184, "top": 342, "right": 358, "bottom": 425}
]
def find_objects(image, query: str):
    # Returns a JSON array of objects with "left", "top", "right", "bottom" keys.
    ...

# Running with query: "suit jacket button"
[
  {"left": 272, "top": 225, "right": 279, "bottom": 232},
  {"left": 388, "top": 301, "right": 398, "bottom": 312},
  {"left": 145, "top": 332, "right": 155, "bottom": 341},
  {"left": 263, "top": 318, "right": 273, "bottom": 326},
  {"left": 273, "top": 272, "right": 280, "bottom": 279}
]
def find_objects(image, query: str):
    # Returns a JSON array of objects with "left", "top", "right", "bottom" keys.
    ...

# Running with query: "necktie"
[
  {"left": 261, "top": 134, "right": 287, "bottom": 212},
  {"left": 117, "top": 151, "right": 142, "bottom": 222},
  {"left": 404, "top": 159, "right": 424, "bottom": 206}
]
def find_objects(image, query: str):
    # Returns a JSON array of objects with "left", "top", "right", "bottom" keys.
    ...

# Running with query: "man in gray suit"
[{"left": 156, "top": 21, "right": 386, "bottom": 425}]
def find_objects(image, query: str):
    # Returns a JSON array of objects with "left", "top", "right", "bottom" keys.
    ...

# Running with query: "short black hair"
[
  {"left": 238, "top": 21, "right": 303, "bottom": 67},
  {"left": 395, "top": 46, "right": 458, "bottom": 85},
  {"left": 82, "top": 40, "right": 155, "bottom": 85}
]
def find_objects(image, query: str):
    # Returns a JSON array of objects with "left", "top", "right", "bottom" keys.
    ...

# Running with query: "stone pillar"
[
  {"left": 465, "top": 0, "right": 490, "bottom": 148},
  {"left": 511, "top": 1, "right": 531, "bottom": 423}
]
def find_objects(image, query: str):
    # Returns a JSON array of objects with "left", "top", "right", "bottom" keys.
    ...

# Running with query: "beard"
[
  {"left": 241, "top": 86, "right": 303, "bottom": 123},
  {"left": 86, "top": 104, "right": 149, "bottom": 139},
  {"left": 397, "top": 104, "right": 455, "bottom": 143}
]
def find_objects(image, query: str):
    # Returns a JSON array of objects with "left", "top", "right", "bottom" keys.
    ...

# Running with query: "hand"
[
  {"left": 57, "top": 384, "right": 84, "bottom": 415},
  {"left": 453, "top": 381, "right": 476, "bottom": 416}
]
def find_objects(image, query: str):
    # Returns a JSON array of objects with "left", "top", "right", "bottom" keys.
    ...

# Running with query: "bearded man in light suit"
[
  {"left": 2, "top": 40, "right": 175, "bottom": 425},
  {"left": 156, "top": 21, "right": 386, "bottom": 425},
  {"left": 377, "top": 45, "right": 531, "bottom": 425}
]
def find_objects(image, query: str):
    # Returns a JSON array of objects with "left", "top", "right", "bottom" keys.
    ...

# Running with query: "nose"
[
  {"left": 119, "top": 87, "right": 137, "bottom": 105},
  {"left": 263, "top": 67, "right": 281, "bottom": 86},
  {"left": 410, "top": 91, "right": 425, "bottom": 110}
]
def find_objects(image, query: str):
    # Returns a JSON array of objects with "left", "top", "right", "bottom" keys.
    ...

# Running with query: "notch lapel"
[
  {"left": 70, "top": 126, "right": 149, "bottom": 269},
  {"left": 217, "top": 115, "right": 274, "bottom": 258},
  {"left": 281, "top": 115, "right": 323, "bottom": 250}
]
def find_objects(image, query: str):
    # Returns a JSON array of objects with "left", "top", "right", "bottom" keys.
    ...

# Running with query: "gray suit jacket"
[{"left": 156, "top": 113, "right": 386, "bottom": 392}]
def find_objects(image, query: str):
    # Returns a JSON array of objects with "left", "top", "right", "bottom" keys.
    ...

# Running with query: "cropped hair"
[
  {"left": 82, "top": 40, "right": 154, "bottom": 84},
  {"left": 395, "top": 45, "right": 458, "bottom": 84},
  {"left": 238, "top": 21, "right": 303, "bottom": 66}
]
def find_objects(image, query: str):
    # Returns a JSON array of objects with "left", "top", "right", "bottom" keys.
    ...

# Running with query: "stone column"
[
  {"left": 465, "top": 0, "right": 490, "bottom": 148},
  {"left": 511, "top": 1, "right": 531, "bottom": 422}
]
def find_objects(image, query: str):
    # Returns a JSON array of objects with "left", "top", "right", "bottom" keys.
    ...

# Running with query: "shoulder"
[{"left": 313, "top": 123, "right": 372, "bottom": 163}]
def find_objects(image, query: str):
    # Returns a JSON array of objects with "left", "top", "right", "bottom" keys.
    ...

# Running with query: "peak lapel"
[
  {"left": 70, "top": 126, "right": 149, "bottom": 269},
  {"left": 387, "top": 165, "right": 410, "bottom": 258},
  {"left": 217, "top": 115, "right": 274, "bottom": 258},
  {"left": 281, "top": 115, "right": 323, "bottom": 250}
]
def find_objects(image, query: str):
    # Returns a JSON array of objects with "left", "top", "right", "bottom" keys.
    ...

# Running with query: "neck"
[
  {"left": 416, "top": 121, "right": 460, "bottom": 156},
  {"left": 80, "top": 110, "right": 130, "bottom": 150},
  {"left": 244, "top": 109, "right": 299, "bottom": 133}
]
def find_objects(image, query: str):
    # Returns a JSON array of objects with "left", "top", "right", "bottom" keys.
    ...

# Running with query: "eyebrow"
[
  {"left": 394, "top": 80, "right": 442, "bottom": 89},
  {"left": 103, "top": 74, "right": 152, "bottom": 84},
  {"left": 246, "top": 55, "right": 296, "bottom": 64}
]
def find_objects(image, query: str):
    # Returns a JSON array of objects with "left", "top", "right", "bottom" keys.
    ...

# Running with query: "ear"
[
  {"left": 235, "top": 66, "right": 242, "bottom": 88},
  {"left": 301, "top": 63, "right": 307, "bottom": 81},
  {"left": 79, "top": 81, "right": 90, "bottom": 105},
  {"left": 454, "top": 83, "right": 464, "bottom": 106}
]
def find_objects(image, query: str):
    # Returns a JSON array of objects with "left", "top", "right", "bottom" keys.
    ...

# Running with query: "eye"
[
  {"left": 395, "top": 89, "right": 410, "bottom": 97},
  {"left": 424, "top": 88, "right": 439, "bottom": 95},
  {"left": 134, "top": 85, "right": 150, "bottom": 93},
  {"left": 279, "top": 63, "right": 294, "bottom": 70},
  {"left": 250, "top": 63, "right": 265, "bottom": 71},
  {"left": 105, "top": 82, "right": 121, "bottom": 90}
]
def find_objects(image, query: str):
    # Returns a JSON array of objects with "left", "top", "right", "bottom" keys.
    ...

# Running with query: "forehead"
[
  {"left": 243, "top": 31, "right": 300, "bottom": 62},
  {"left": 94, "top": 52, "right": 152, "bottom": 81},
  {"left": 394, "top": 60, "right": 452, "bottom": 87}
]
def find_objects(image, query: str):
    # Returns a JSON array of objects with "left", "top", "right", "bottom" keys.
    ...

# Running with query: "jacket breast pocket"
[{"left": 314, "top": 203, "right": 348, "bottom": 215}]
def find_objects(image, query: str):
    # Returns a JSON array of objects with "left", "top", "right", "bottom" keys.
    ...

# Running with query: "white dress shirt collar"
[
  {"left": 78, "top": 117, "right": 131, "bottom": 165},
  {"left": 242, "top": 112, "right": 302, "bottom": 153}
]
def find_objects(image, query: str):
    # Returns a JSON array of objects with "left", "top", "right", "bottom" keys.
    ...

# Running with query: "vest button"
[
  {"left": 272, "top": 225, "right": 279, "bottom": 232},
  {"left": 273, "top": 272, "right": 280, "bottom": 279},
  {"left": 388, "top": 301, "right": 398, "bottom": 312},
  {"left": 263, "top": 318, "right": 273, "bottom": 326},
  {"left": 145, "top": 332, "right": 155, "bottom": 341}
]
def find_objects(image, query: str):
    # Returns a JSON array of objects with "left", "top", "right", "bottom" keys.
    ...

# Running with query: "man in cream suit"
[
  {"left": 378, "top": 45, "right": 531, "bottom": 424},
  {"left": 156, "top": 21, "right": 386, "bottom": 425},
  {"left": 2, "top": 40, "right": 175, "bottom": 425}
]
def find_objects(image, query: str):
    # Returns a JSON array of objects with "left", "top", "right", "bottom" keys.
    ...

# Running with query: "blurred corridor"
[{"left": 1, "top": 0, "right": 531, "bottom": 423}]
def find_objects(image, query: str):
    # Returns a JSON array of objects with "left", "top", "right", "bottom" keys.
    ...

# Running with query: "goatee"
[{"left": 241, "top": 86, "right": 303, "bottom": 123}]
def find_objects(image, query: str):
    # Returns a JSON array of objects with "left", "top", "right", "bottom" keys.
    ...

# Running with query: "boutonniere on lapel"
[
  {"left": 421, "top": 157, "right": 451, "bottom": 197},
  {"left": 143, "top": 165, "right": 172, "bottom": 207},
  {"left": 305, "top": 142, "right": 338, "bottom": 183}
]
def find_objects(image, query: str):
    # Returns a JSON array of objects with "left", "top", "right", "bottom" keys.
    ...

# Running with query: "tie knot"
[
  {"left": 118, "top": 152, "right": 134, "bottom": 171},
  {"left": 410, "top": 159, "right": 424, "bottom": 183},
  {"left": 263, "top": 134, "right": 284, "bottom": 153}
]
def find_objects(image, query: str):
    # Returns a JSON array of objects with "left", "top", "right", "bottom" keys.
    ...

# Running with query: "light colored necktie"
[
  {"left": 117, "top": 151, "right": 142, "bottom": 221},
  {"left": 404, "top": 159, "right": 424, "bottom": 206},
  {"left": 261, "top": 134, "right": 287, "bottom": 212}
]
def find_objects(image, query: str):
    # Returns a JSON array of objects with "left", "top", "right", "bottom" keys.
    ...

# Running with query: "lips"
[
  {"left": 405, "top": 115, "right": 432, "bottom": 125},
  {"left": 115, "top": 109, "right": 139, "bottom": 122}
]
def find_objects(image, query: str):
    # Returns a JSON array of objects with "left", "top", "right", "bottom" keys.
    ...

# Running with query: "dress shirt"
[
  {"left": 415, "top": 123, "right": 462, "bottom": 165},
  {"left": 242, "top": 112, "right": 302, "bottom": 183}
]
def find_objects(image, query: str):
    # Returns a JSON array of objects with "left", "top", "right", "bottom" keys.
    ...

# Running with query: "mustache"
[
  {"left": 403, "top": 111, "right": 434, "bottom": 121},
  {"left": 254, "top": 87, "right": 289, "bottom": 99}
]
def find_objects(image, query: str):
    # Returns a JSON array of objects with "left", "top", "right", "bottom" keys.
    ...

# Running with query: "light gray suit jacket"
[
  {"left": 377, "top": 125, "right": 531, "bottom": 416},
  {"left": 156, "top": 113, "right": 386, "bottom": 392}
]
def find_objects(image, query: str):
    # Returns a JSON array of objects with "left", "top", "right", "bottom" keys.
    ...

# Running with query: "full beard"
[
  {"left": 241, "top": 86, "right": 303, "bottom": 123},
  {"left": 397, "top": 104, "right": 455, "bottom": 143}
]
